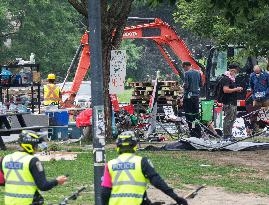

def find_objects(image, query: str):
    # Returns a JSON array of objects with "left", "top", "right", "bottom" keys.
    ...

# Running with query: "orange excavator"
[{"left": 61, "top": 17, "right": 203, "bottom": 107}]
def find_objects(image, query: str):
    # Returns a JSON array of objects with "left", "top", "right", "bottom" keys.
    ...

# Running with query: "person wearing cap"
[
  {"left": 182, "top": 61, "right": 202, "bottom": 138},
  {"left": 0, "top": 130, "right": 67, "bottom": 205},
  {"left": 219, "top": 64, "right": 243, "bottom": 140},
  {"left": 249, "top": 65, "right": 269, "bottom": 108},
  {"left": 101, "top": 131, "right": 188, "bottom": 205},
  {"left": 43, "top": 73, "right": 61, "bottom": 107}
]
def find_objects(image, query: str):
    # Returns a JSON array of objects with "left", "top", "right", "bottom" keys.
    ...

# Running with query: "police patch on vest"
[
  {"left": 112, "top": 162, "right": 135, "bottom": 171},
  {"left": 5, "top": 162, "right": 23, "bottom": 170}
]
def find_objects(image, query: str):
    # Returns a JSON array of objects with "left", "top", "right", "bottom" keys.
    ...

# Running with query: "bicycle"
[{"left": 32, "top": 187, "right": 86, "bottom": 205}]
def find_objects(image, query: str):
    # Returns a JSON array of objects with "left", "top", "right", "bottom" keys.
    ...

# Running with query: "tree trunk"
[
  {"left": 68, "top": 0, "right": 134, "bottom": 138},
  {"left": 102, "top": 0, "right": 134, "bottom": 138}
]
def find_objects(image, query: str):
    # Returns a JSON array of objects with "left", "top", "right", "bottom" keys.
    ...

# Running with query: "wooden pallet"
[
  {"left": 131, "top": 95, "right": 151, "bottom": 100},
  {"left": 133, "top": 90, "right": 153, "bottom": 96},
  {"left": 133, "top": 86, "right": 154, "bottom": 91},
  {"left": 129, "top": 82, "right": 153, "bottom": 87},
  {"left": 157, "top": 90, "right": 181, "bottom": 96},
  {"left": 158, "top": 81, "right": 179, "bottom": 87},
  {"left": 130, "top": 99, "right": 150, "bottom": 104}
]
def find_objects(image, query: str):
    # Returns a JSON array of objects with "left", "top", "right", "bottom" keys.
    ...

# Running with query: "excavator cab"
[{"left": 205, "top": 46, "right": 257, "bottom": 110}]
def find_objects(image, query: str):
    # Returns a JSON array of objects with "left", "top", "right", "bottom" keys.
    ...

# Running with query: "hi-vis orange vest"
[{"left": 44, "top": 84, "right": 61, "bottom": 106}]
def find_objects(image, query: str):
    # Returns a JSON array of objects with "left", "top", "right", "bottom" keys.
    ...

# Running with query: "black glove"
[{"left": 175, "top": 196, "right": 188, "bottom": 205}]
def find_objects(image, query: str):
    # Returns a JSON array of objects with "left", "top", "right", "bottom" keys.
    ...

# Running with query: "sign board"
[
  {"left": 94, "top": 106, "right": 105, "bottom": 140},
  {"left": 163, "top": 106, "right": 177, "bottom": 119},
  {"left": 257, "top": 108, "right": 269, "bottom": 122},
  {"left": 232, "top": 118, "right": 247, "bottom": 138},
  {"left": 109, "top": 50, "right": 127, "bottom": 94}
]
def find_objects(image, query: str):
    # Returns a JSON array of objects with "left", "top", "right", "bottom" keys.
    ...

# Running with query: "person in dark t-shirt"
[{"left": 219, "top": 64, "right": 243, "bottom": 140}]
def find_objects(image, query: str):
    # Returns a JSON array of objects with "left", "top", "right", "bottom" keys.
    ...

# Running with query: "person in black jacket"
[{"left": 0, "top": 130, "right": 67, "bottom": 205}]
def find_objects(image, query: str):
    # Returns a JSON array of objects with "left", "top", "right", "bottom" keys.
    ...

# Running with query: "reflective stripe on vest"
[
  {"left": 112, "top": 155, "right": 147, "bottom": 187},
  {"left": 5, "top": 193, "right": 34, "bottom": 198},
  {"left": 108, "top": 154, "right": 148, "bottom": 205},
  {"left": 44, "top": 84, "right": 60, "bottom": 105},
  {"left": 111, "top": 193, "right": 144, "bottom": 198},
  {"left": 2, "top": 152, "right": 38, "bottom": 205}
]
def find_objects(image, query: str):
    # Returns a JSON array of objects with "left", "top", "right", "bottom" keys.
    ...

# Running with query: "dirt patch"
[
  {"left": 147, "top": 185, "right": 269, "bottom": 205},
  {"left": 187, "top": 150, "right": 269, "bottom": 171}
]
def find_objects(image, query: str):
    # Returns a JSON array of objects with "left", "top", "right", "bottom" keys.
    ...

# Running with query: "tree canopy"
[
  {"left": 174, "top": 0, "right": 269, "bottom": 57},
  {"left": 0, "top": 0, "right": 83, "bottom": 78}
]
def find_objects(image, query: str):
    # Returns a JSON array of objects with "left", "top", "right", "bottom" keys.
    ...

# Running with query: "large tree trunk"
[
  {"left": 102, "top": 0, "right": 134, "bottom": 138},
  {"left": 68, "top": 0, "right": 134, "bottom": 138}
]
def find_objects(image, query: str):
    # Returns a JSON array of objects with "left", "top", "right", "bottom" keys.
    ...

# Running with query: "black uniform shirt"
[
  {"left": 220, "top": 76, "right": 237, "bottom": 105},
  {"left": 101, "top": 156, "right": 179, "bottom": 205}
]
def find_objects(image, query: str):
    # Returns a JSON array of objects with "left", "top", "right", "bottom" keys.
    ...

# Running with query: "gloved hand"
[{"left": 175, "top": 196, "right": 188, "bottom": 205}]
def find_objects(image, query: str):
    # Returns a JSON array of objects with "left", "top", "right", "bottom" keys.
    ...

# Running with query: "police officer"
[
  {"left": 0, "top": 130, "right": 67, "bottom": 205},
  {"left": 44, "top": 73, "right": 61, "bottom": 107},
  {"left": 101, "top": 131, "right": 188, "bottom": 205}
]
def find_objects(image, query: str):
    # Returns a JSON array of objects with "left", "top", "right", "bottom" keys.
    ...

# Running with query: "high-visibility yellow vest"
[
  {"left": 107, "top": 153, "right": 148, "bottom": 205},
  {"left": 2, "top": 152, "right": 38, "bottom": 205},
  {"left": 44, "top": 84, "right": 61, "bottom": 106}
]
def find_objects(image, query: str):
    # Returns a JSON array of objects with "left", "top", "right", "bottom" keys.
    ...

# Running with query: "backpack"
[{"left": 212, "top": 74, "right": 226, "bottom": 103}]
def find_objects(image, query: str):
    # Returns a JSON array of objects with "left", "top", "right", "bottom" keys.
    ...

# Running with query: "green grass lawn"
[
  {"left": 117, "top": 88, "right": 133, "bottom": 103},
  {"left": 0, "top": 150, "right": 268, "bottom": 204}
]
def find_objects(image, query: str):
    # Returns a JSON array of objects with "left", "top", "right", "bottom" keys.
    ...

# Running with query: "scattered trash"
[
  {"left": 200, "top": 164, "right": 212, "bottom": 167},
  {"left": 35, "top": 152, "right": 77, "bottom": 161}
]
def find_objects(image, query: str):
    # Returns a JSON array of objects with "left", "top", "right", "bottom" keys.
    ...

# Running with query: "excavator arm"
[
  {"left": 62, "top": 18, "right": 202, "bottom": 107},
  {"left": 122, "top": 18, "right": 200, "bottom": 72}
]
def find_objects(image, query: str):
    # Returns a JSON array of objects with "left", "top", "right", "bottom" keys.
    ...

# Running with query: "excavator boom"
[{"left": 62, "top": 18, "right": 202, "bottom": 107}]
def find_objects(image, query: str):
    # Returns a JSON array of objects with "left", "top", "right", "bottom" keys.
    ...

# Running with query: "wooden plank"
[
  {"left": 130, "top": 99, "right": 150, "bottom": 104},
  {"left": 158, "top": 81, "right": 179, "bottom": 86},
  {"left": 134, "top": 86, "right": 152, "bottom": 91},
  {"left": 131, "top": 95, "right": 150, "bottom": 100},
  {"left": 133, "top": 90, "right": 153, "bottom": 96},
  {"left": 158, "top": 90, "right": 182, "bottom": 96},
  {"left": 129, "top": 82, "right": 153, "bottom": 87}
]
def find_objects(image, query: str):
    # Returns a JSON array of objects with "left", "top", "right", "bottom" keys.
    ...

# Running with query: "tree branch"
[
  {"left": 0, "top": 31, "right": 17, "bottom": 38},
  {"left": 68, "top": 0, "right": 87, "bottom": 17},
  {"left": 110, "top": 0, "right": 134, "bottom": 47}
]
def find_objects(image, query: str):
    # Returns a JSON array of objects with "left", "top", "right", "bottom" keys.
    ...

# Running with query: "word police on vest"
[
  {"left": 5, "top": 162, "right": 23, "bottom": 170},
  {"left": 112, "top": 162, "right": 135, "bottom": 171}
]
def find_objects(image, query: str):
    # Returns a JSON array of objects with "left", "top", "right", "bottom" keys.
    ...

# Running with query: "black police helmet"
[
  {"left": 116, "top": 131, "right": 137, "bottom": 153},
  {"left": 19, "top": 130, "right": 45, "bottom": 154}
]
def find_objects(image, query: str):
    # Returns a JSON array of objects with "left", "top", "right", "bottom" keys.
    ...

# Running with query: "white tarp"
[{"left": 109, "top": 50, "right": 127, "bottom": 94}]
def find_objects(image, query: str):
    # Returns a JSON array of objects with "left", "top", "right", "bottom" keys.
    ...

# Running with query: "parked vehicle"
[{"left": 59, "top": 81, "right": 91, "bottom": 108}]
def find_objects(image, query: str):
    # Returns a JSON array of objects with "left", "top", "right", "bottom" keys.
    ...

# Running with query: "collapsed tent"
[{"left": 144, "top": 137, "right": 269, "bottom": 151}]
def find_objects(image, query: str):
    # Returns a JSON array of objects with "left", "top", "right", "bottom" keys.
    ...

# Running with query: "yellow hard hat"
[{"left": 47, "top": 73, "right": 56, "bottom": 80}]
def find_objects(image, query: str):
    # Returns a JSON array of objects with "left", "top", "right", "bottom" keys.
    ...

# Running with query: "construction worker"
[
  {"left": 44, "top": 73, "right": 61, "bottom": 106},
  {"left": 101, "top": 131, "right": 188, "bottom": 205},
  {"left": 0, "top": 130, "right": 68, "bottom": 205}
]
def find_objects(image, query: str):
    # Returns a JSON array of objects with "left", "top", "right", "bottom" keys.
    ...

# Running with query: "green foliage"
[
  {"left": 174, "top": 0, "right": 269, "bottom": 57},
  {"left": 120, "top": 39, "right": 144, "bottom": 80},
  {"left": 147, "top": 0, "right": 177, "bottom": 6},
  {"left": 0, "top": 0, "right": 83, "bottom": 79}
]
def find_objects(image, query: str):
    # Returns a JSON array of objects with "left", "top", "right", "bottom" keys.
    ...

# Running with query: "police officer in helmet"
[
  {"left": 0, "top": 130, "right": 67, "bottom": 205},
  {"left": 101, "top": 131, "right": 188, "bottom": 205}
]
